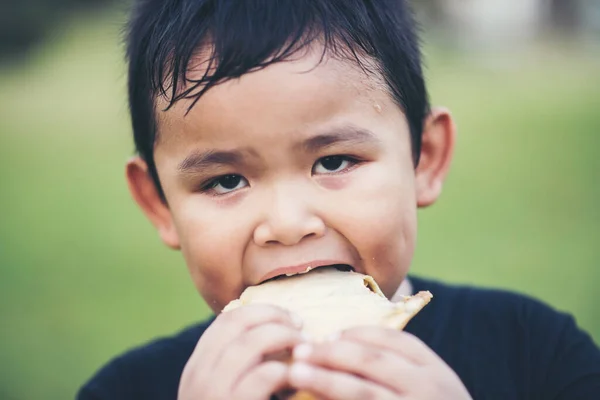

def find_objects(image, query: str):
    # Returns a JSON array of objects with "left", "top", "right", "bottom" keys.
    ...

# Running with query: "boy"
[{"left": 78, "top": 0, "right": 600, "bottom": 399}]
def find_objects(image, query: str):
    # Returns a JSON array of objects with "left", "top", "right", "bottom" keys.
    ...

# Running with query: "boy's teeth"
[{"left": 285, "top": 266, "right": 312, "bottom": 276}]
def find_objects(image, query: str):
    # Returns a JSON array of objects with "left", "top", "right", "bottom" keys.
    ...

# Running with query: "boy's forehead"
[{"left": 154, "top": 45, "right": 391, "bottom": 147}]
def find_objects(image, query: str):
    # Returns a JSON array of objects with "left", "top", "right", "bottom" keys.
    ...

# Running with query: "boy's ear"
[
  {"left": 415, "top": 107, "right": 456, "bottom": 207},
  {"left": 126, "top": 157, "right": 181, "bottom": 249}
]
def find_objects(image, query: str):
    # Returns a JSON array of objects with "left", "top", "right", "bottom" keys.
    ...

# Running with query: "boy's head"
[{"left": 125, "top": 0, "right": 455, "bottom": 312}]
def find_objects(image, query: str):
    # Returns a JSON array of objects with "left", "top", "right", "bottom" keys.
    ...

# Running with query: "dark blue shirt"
[{"left": 77, "top": 277, "right": 600, "bottom": 399}]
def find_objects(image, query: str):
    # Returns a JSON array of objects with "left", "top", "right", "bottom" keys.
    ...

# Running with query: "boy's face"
[{"left": 128, "top": 47, "right": 454, "bottom": 312}]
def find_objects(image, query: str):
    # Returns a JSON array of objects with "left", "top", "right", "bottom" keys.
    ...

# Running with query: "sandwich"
[{"left": 223, "top": 266, "right": 432, "bottom": 398}]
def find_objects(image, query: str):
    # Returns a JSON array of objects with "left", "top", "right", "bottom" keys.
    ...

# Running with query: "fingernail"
[
  {"left": 293, "top": 343, "right": 312, "bottom": 360},
  {"left": 289, "top": 363, "right": 313, "bottom": 383},
  {"left": 324, "top": 331, "right": 340, "bottom": 342},
  {"left": 290, "top": 313, "right": 303, "bottom": 328}
]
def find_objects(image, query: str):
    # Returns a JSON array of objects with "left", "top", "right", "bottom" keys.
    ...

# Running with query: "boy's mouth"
[{"left": 260, "top": 263, "right": 354, "bottom": 284}]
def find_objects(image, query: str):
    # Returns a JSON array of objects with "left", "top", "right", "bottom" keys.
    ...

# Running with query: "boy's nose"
[{"left": 253, "top": 186, "right": 326, "bottom": 247}]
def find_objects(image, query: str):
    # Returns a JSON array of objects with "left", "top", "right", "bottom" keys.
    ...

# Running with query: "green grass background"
[{"left": 1, "top": 9, "right": 599, "bottom": 400}]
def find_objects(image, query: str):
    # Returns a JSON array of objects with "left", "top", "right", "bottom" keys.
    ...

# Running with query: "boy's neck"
[{"left": 391, "top": 278, "right": 413, "bottom": 301}]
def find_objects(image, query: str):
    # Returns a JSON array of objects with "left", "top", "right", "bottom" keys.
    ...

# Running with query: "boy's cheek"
[
  {"left": 181, "top": 238, "right": 245, "bottom": 311},
  {"left": 349, "top": 171, "right": 417, "bottom": 288},
  {"left": 196, "top": 268, "right": 245, "bottom": 312},
  {"left": 335, "top": 194, "right": 416, "bottom": 298},
  {"left": 174, "top": 221, "right": 247, "bottom": 311}
]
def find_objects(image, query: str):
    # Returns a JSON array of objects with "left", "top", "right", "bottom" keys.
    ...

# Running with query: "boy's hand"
[
  {"left": 288, "top": 327, "right": 472, "bottom": 400},
  {"left": 178, "top": 304, "right": 305, "bottom": 400}
]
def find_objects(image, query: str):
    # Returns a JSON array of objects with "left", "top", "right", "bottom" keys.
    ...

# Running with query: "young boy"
[{"left": 78, "top": 0, "right": 600, "bottom": 399}]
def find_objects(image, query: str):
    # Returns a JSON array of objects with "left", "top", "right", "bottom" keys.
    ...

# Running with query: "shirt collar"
[{"left": 390, "top": 277, "right": 413, "bottom": 302}]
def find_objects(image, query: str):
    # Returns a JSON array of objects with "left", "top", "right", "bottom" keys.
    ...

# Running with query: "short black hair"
[{"left": 126, "top": 0, "right": 429, "bottom": 199}]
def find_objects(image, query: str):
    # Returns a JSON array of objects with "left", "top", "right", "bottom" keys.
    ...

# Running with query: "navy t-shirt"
[{"left": 77, "top": 276, "right": 600, "bottom": 399}]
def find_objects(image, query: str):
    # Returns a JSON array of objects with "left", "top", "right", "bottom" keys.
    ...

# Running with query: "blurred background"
[{"left": 0, "top": 0, "right": 599, "bottom": 399}]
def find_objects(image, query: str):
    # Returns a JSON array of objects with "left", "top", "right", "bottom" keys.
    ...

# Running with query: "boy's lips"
[{"left": 259, "top": 260, "right": 353, "bottom": 283}]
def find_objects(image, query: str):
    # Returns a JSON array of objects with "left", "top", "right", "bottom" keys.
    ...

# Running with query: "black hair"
[{"left": 126, "top": 0, "right": 429, "bottom": 199}]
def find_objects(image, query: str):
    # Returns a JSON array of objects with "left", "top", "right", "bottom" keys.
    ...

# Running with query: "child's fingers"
[
  {"left": 340, "top": 326, "right": 437, "bottom": 365},
  {"left": 194, "top": 304, "right": 302, "bottom": 365},
  {"left": 288, "top": 362, "right": 397, "bottom": 400},
  {"left": 293, "top": 340, "right": 416, "bottom": 393},
  {"left": 232, "top": 361, "right": 290, "bottom": 400},
  {"left": 183, "top": 320, "right": 303, "bottom": 399},
  {"left": 214, "top": 322, "right": 305, "bottom": 387}
]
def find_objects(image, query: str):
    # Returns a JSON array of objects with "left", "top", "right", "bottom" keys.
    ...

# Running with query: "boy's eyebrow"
[
  {"left": 300, "top": 126, "right": 380, "bottom": 153},
  {"left": 178, "top": 149, "right": 250, "bottom": 173},
  {"left": 177, "top": 126, "right": 379, "bottom": 173}
]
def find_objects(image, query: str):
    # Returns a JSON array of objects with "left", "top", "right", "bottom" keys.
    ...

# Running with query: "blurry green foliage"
[
  {"left": 0, "top": 0, "right": 117, "bottom": 60},
  {"left": 0, "top": 8, "right": 599, "bottom": 400}
]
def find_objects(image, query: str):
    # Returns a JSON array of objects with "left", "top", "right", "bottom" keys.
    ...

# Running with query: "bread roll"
[{"left": 223, "top": 267, "right": 432, "bottom": 399}]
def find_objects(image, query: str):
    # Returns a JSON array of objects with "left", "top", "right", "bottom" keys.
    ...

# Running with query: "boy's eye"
[
  {"left": 312, "top": 155, "right": 357, "bottom": 174},
  {"left": 202, "top": 174, "right": 248, "bottom": 195}
]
